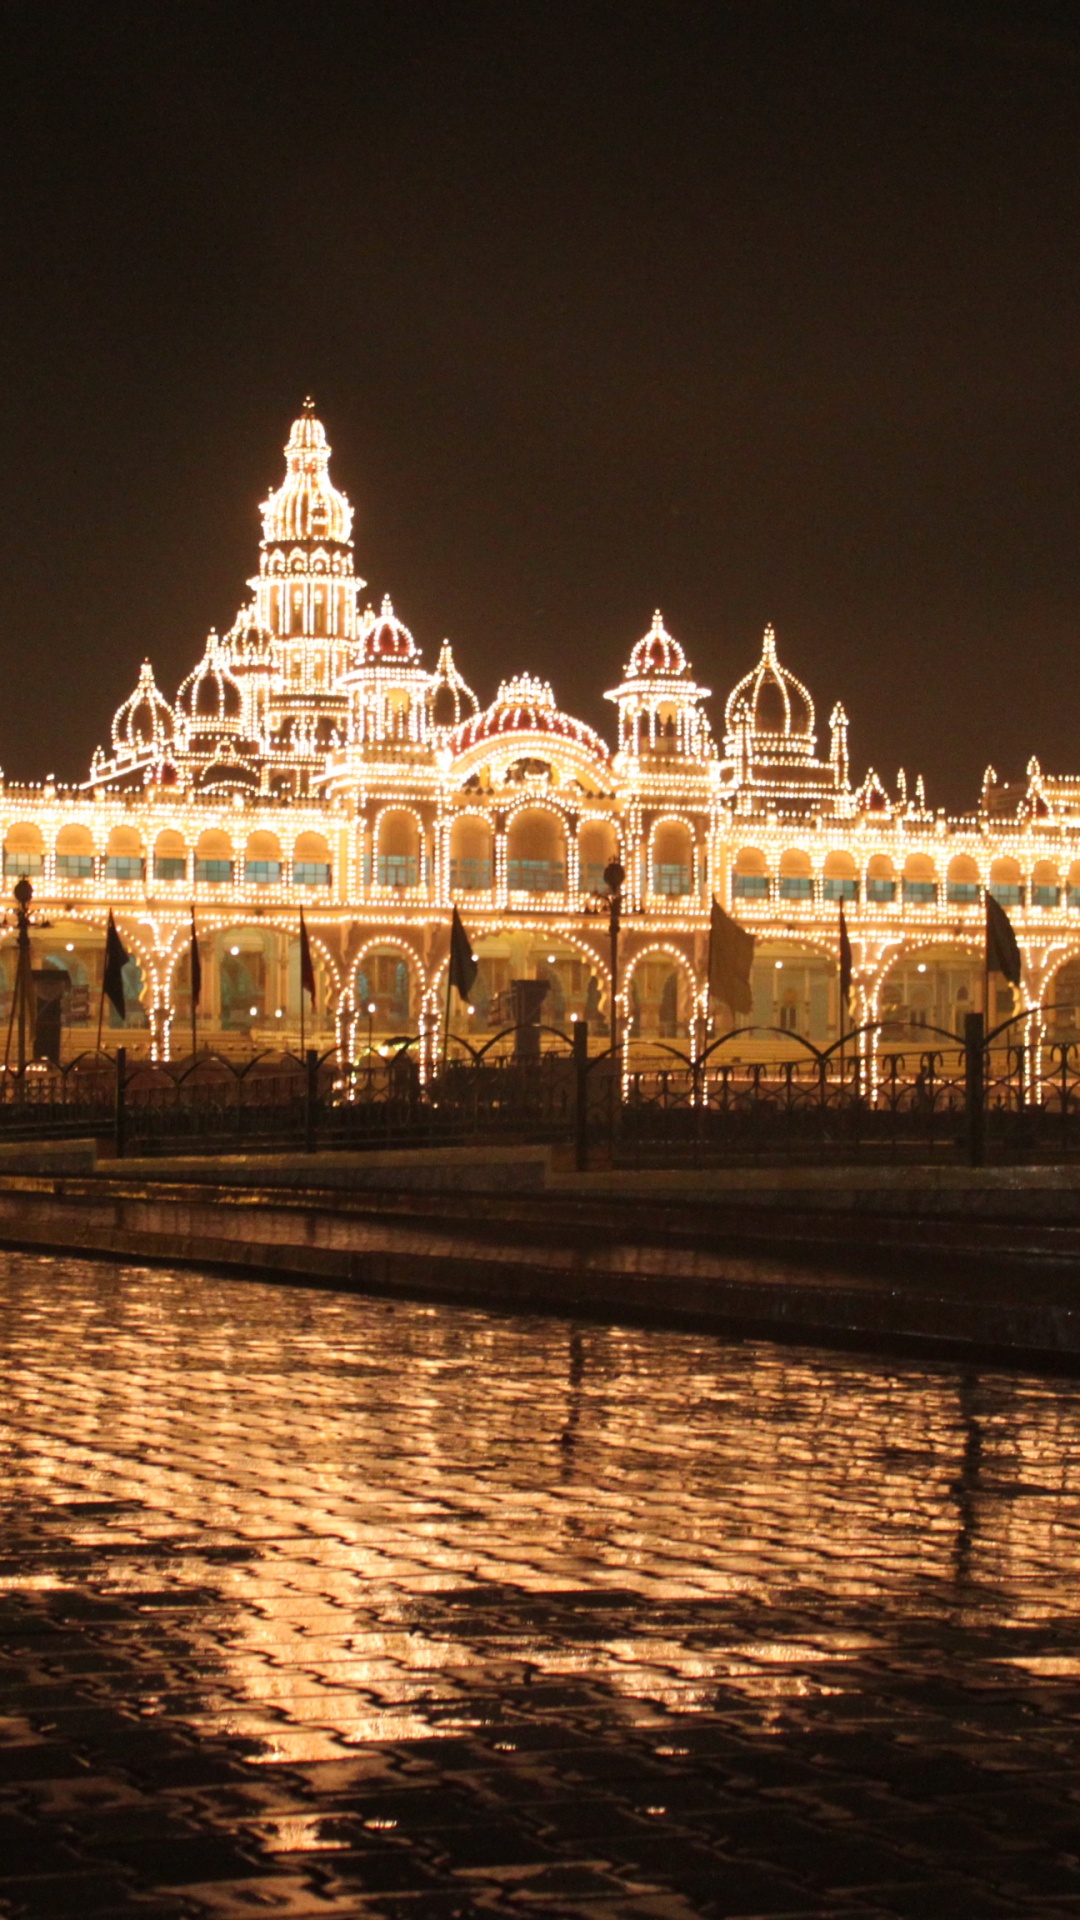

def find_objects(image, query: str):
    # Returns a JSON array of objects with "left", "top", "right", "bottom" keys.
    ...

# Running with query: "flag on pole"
[
  {"left": 299, "top": 908, "right": 317, "bottom": 1008},
  {"left": 839, "top": 903, "right": 853, "bottom": 1012},
  {"left": 986, "top": 890, "right": 1022, "bottom": 988},
  {"left": 189, "top": 907, "right": 202, "bottom": 1009},
  {"left": 102, "top": 913, "right": 129, "bottom": 1020},
  {"left": 707, "top": 897, "right": 755, "bottom": 1016},
  {"left": 448, "top": 906, "right": 478, "bottom": 1000}
]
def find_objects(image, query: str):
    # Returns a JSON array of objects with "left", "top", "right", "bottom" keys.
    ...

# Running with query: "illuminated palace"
[{"left": 5, "top": 399, "right": 1080, "bottom": 1064}]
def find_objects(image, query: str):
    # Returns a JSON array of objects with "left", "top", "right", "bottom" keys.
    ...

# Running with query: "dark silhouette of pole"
[{"left": 604, "top": 860, "right": 625, "bottom": 1067}]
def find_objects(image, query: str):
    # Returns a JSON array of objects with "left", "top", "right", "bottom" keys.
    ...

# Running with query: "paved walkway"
[{"left": 2, "top": 1252, "right": 1080, "bottom": 1915}]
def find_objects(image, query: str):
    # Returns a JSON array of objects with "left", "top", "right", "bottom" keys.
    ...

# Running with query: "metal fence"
[{"left": 2, "top": 1011, "right": 1080, "bottom": 1167}]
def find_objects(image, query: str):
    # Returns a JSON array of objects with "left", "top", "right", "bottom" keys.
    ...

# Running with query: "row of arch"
[
  {"left": 14, "top": 916, "right": 1080, "bottom": 1062},
  {"left": 733, "top": 847, "right": 1078, "bottom": 905},
  {"left": 3, "top": 824, "right": 333, "bottom": 888}
]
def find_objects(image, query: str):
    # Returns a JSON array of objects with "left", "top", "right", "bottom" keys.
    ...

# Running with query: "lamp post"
[
  {"left": 602, "top": 860, "right": 625, "bottom": 1065},
  {"left": 4, "top": 879, "right": 48, "bottom": 1085},
  {"left": 367, "top": 1000, "right": 376, "bottom": 1097}
]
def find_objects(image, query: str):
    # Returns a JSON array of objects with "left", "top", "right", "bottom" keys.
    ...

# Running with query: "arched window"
[
  {"left": 578, "top": 820, "right": 618, "bottom": 896},
  {"left": 732, "top": 848, "right": 768, "bottom": 900},
  {"left": 865, "top": 853, "right": 897, "bottom": 904},
  {"left": 244, "top": 830, "right": 283, "bottom": 887},
  {"left": 55, "top": 824, "right": 95, "bottom": 883},
  {"left": 376, "top": 811, "right": 422, "bottom": 889},
  {"left": 822, "top": 850, "right": 857, "bottom": 902},
  {"left": 650, "top": 821, "right": 694, "bottom": 897},
  {"left": 946, "top": 854, "right": 980, "bottom": 906},
  {"left": 989, "top": 856, "right": 1023, "bottom": 909},
  {"left": 778, "top": 848, "right": 813, "bottom": 902},
  {"left": 105, "top": 825, "right": 145, "bottom": 884},
  {"left": 902, "top": 852, "right": 937, "bottom": 906},
  {"left": 4, "top": 823, "right": 44, "bottom": 878},
  {"left": 195, "top": 830, "right": 233, "bottom": 885},
  {"left": 1032, "top": 859, "right": 1060, "bottom": 910},
  {"left": 449, "top": 816, "right": 493, "bottom": 893},
  {"left": 507, "top": 810, "right": 566, "bottom": 894},
  {"left": 294, "top": 831, "right": 331, "bottom": 888},
  {"left": 154, "top": 830, "right": 186, "bottom": 884}
]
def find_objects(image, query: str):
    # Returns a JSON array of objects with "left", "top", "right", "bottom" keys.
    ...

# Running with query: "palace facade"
[{"left": 4, "top": 400, "right": 1080, "bottom": 1067}]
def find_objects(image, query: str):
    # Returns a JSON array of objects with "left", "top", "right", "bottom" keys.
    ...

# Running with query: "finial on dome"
[
  {"left": 381, "top": 593, "right": 394, "bottom": 618},
  {"left": 625, "top": 609, "right": 688, "bottom": 678},
  {"left": 261, "top": 402, "right": 353, "bottom": 546},
  {"left": 762, "top": 623, "right": 778, "bottom": 663}
]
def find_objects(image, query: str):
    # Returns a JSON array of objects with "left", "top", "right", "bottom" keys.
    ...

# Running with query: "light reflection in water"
[{"left": 2, "top": 1251, "right": 1080, "bottom": 1763}]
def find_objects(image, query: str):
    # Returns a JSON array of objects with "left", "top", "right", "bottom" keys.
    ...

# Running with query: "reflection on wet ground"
[{"left": 2, "top": 1253, "right": 1080, "bottom": 1916}]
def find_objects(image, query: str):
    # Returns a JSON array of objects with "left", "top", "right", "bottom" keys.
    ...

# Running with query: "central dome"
[{"left": 454, "top": 674, "right": 610, "bottom": 761}]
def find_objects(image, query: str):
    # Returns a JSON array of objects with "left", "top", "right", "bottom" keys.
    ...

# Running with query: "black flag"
[
  {"left": 707, "top": 898, "right": 754, "bottom": 1015},
  {"left": 986, "top": 891, "right": 1022, "bottom": 989},
  {"left": 102, "top": 912, "right": 129, "bottom": 1020},
  {"left": 189, "top": 907, "right": 202, "bottom": 1009},
  {"left": 299, "top": 908, "right": 317, "bottom": 1008},
  {"left": 448, "top": 907, "right": 478, "bottom": 1000},
  {"left": 839, "top": 903, "right": 853, "bottom": 1012}
]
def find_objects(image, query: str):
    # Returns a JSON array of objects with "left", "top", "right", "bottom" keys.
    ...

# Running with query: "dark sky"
[{"left": 2, "top": 0, "right": 1079, "bottom": 809}]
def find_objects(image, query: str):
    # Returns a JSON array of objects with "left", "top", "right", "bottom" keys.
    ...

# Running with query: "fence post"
[
  {"left": 114, "top": 1046, "right": 127, "bottom": 1160},
  {"left": 574, "top": 1020, "right": 589, "bottom": 1173},
  {"left": 304, "top": 1047, "right": 318, "bottom": 1153},
  {"left": 964, "top": 1011, "right": 985, "bottom": 1168}
]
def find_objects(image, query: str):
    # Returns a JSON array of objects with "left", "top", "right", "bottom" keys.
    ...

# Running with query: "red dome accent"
[
  {"left": 627, "top": 612, "right": 688, "bottom": 678},
  {"left": 454, "top": 674, "right": 610, "bottom": 761},
  {"left": 358, "top": 595, "right": 418, "bottom": 663}
]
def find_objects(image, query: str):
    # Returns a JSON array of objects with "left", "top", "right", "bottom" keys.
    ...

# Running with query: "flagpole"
[{"left": 442, "top": 964, "right": 452, "bottom": 1071}]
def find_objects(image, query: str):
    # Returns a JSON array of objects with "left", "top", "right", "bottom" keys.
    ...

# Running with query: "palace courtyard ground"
[{"left": 2, "top": 1253, "right": 1080, "bottom": 1916}]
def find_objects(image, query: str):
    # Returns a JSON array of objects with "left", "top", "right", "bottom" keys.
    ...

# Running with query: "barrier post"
[
  {"left": 964, "top": 1011, "right": 985, "bottom": 1168},
  {"left": 304, "top": 1048, "right": 318, "bottom": 1154},
  {"left": 114, "top": 1046, "right": 127, "bottom": 1160},
  {"left": 574, "top": 1020, "right": 589, "bottom": 1173}
]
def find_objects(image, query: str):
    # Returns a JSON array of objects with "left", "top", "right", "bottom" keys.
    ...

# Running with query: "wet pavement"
[{"left": 1, "top": 1257, "right": 1080, "bottom": 1916}]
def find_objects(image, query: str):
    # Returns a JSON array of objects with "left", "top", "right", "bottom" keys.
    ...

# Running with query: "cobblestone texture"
[{"left": 2, "top": 1251, "right": 1080, "bottom": 1915}]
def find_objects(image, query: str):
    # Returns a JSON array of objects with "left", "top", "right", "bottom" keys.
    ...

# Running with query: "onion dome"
[
  {"left": 357, "top": 594, "right": 419, "bottom": 663},
  {"left": 111, "top": 660, "right": 175, "bottom": 757},
  {"left": 431, "top": 641, "right": 479, "bottom": 730},
  {"left": 176, "top": 631, "right": 243, "bottom": 730},
  {"left": 260, "top": 398, "right": 353, "bottom": 547},
  {"left": 627, "top": 610, "right": 688, "bottom": 678},
  {"left": 455, "top": 673, "right": 610, "bottom": 761},
  {"left": 725, "top": 625, "right": 814, "bottom": 739},
  {"left": 224, "top": 610, "right": 274, "bottom": 664}
]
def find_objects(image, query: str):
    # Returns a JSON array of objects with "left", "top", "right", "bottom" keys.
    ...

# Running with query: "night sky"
[{"left": 2, "top": 1, "right": 1079, "bottom": 809}]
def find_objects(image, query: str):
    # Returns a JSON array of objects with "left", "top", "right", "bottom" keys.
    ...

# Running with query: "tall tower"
[{"left": 248, "top": 399, "right": 365, "bottom": 790}]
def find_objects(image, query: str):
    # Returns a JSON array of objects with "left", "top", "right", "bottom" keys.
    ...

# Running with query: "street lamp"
[
  {"left": 366, "top": 1000, "right": 376, "bottom": 1097},
  {"left": 602, "top": 860, "right": 625, "bottom": 1060}
]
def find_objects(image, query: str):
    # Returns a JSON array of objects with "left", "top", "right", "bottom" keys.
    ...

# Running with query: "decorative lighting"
[{"left": 2, "top": 399, "right": 1063, "bottom": 1081}]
